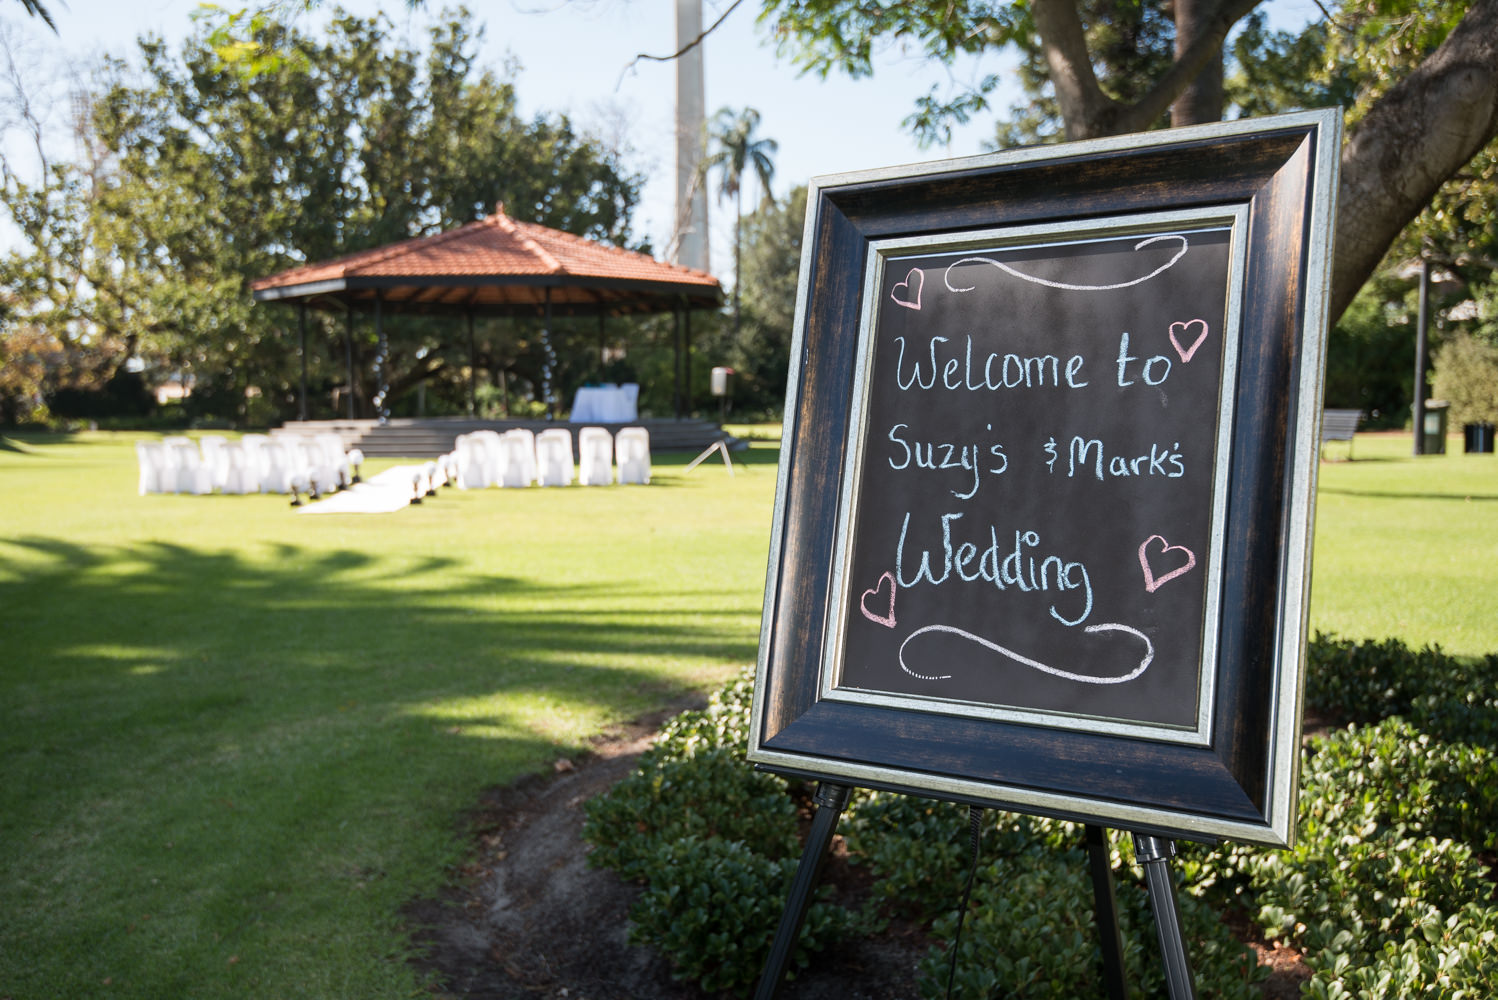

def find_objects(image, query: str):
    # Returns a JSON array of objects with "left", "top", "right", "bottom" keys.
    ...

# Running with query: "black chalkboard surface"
[
  {"left": 750, "top": 110, "right": 1341, "bottom": 846},
  {"left": 833, "top": 222, "right": 1236, "bottom": 739}
]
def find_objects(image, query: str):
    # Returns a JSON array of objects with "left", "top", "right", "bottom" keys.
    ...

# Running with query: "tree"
[
  {"left": 10, "top": 0, "right": 54, "bottom": 31},
  {"left": 758, "top": 0, "right": 1498, "bottom": 322},
  {"left": 1, "top": 9, "right": 643, "bottom": 424},
  {"left": 0, "top": 323, "right": 60, "bottom": 424},
  {"left": 1224, "top": 1, "right": 1498, "bottom": 431},
  {"left": 703, "top": 106, "right": 777, "bottom": 334},
  {"left": 1432, "top": 331, "right": 1498, "bottom": 426},
  {"left": 728, "top": 183, "right": 807, "bottom": 415}
]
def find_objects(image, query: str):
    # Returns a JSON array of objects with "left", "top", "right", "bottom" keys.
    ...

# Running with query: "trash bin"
[
  {"left": 1465, "top": 422, "right": 1495, "bottom": 453},
  {"left": 1421, "top": 400, "right": 1449, "bottom": 455},
  {"left": 710, "top": 367, "right": 734, "bottom": 398}
]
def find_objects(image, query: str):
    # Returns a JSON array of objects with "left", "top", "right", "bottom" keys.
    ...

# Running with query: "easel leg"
[
  {"left": 684, "top": 439, "right": 734, "bottom": 475},
  {"left": 1086, "top": 825, "right": 1129, "bottom": 1000},
  {"left": 1132, "top": 833, "right": 1197, "bottom": 1000},
  {"left": 753, "top": 782, "right": 851, "bottom": 1000}
]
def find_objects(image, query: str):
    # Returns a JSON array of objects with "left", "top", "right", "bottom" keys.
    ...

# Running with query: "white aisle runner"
[{"left": 296, "top": 465, "right": 423, "bottom": 514}]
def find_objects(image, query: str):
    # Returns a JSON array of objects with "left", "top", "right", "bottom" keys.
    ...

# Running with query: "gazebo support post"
[
  {"left": 374, "top": 294, "right": 389, "bottom": 424},
  {"left": 684, "top": 300, "right": 694, "bottom": 418},
  {"left": 343, "top": 308, "right": 356, "bottom": 419},
  {"left": 598, "top": 313, "right": 607, "bottom": 370},
  {"left": 672, "top": 307, "right": 684, "bottom": 419},
  {"left": 542, "top": 288, "right": 556, "bottom": 419},
  {"left": 297, "top": 303, "right": 308, "bottom": 422},
  {"left": 466, "top": 310, "right": 477, "bottom": 417}
]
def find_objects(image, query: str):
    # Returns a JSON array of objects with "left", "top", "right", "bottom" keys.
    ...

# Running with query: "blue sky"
[{"left": 2, "top": 0, "right": 1321, "bottom": 271}]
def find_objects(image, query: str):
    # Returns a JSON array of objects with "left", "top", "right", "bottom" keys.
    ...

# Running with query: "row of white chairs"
[
  {"left": 452, "top": 427, "right": 650, "bottom": 489},
  {"left": 136, "top": 433, "right": 363, "bottom": 498}
]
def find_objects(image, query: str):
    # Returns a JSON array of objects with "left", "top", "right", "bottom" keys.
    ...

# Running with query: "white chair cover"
[
  {"left": 577, "top": 426, "right": 613, "bottom": 486},
  {"left": 453, "top": 434, "right": 479, "bottom": 488},
  {"left": 259, "top": 439, "right": 298, "bottom": 494},
  {"left": 535, "top": 428, "right": 574, "bottom": 487},
  {"left": 616, "top": 427, "right": 651, "bottom": 485},
  {"left": 298, "top": 440, "right": 340, "bottom": 496},
  {"left": 198, "top": 435, "right": 232, "bottom": 491},
  {"left": 500, "top": 429, "right": 536, "bottom": 488},
  {"left": 477, "top": 430, "right": 507, "bottom": 487},
  {"left": 313, "top": 433, "right": 352, "bottom": 487},
  {"left": 220, "top": 443, "right": 258, "bottom": 494},
  {"left": 167, "top": 439, "right": 213, "bottom": 494},
  {"left": 240, "top": 434, "right": 270, "bottom": 483},
  {"left": 135, "top": 442, "right": 168, "bottom": 494}
]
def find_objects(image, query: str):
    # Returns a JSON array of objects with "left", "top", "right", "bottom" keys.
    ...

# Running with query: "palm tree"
[
  {"left": 13, "top": 0, "right": 56, "bottom": 30},
  {"left": 704, "top": 106, "right": 777, "bottom": 334}
]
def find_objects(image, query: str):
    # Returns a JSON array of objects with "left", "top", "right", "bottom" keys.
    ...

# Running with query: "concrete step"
[{"left": 277, "top": 417, "right": 735, "bottom": 459}]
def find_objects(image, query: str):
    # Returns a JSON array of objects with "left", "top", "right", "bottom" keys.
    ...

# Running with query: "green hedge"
[
  {"left": 584, "top": 636, "right": 1498, "bottom": 997},
  {"left": 581, "top": 673, "right": 865, "bottom": 995}
]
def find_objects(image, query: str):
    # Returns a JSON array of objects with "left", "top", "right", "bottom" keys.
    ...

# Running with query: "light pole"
[{"left": 1413, "top": 256, "right": 1430, "bottom": 455}]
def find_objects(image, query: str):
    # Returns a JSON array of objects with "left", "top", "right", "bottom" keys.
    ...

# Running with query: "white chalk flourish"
[
  {"left": 897, "top": 622, "right": 1155, "bottom": 685},
  {"left": 944, "top": 234, "right": 1189, "bottom": 294}
]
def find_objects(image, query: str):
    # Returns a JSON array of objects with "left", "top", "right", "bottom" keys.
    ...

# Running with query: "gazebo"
[{"left": 250, "top": 205, "right": 723, "bottom": 422}]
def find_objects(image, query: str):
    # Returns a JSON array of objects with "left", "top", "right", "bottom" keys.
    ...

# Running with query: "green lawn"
[
  {"left": 0, "top": 432, "right": 778, "bottom": 999},
  {"left": 1311, "top": 432, "right": 1498, "bottom": 657},
  {"left": 0, "top": 427, "right": 1494, "bottom": 998}
]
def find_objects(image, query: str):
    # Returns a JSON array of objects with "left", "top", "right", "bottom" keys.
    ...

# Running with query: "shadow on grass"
[
  {"left": 1320, "top": 487, "right": 1498, "bottom": 503},
  {"left": 0, "top": 435, "right": 39, "bottom": 454},
  {"left": 0, "top": 531, "right": 765, "bottom": 993},
  {"left": 0, "top": 533, "right": 754, "bottom": 704},
  {"left": 0, "top": 532, "right": 757, "bottom": 866}
]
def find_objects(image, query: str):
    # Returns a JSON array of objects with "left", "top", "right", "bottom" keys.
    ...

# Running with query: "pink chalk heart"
[
  {"left": 1138, "top": 535, "right": 1197, "bottom": 593},
  {"left": 1168, "top": 319, "right": 1210, "bottom": 363},
  {"left": 859, "top": 571, "right": 897, "bottom": 628},
  {"left": 891, "top": 268, "right": 924, "bottom": 311}
]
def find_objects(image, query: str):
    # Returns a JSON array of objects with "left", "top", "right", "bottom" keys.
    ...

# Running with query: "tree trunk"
[
  {"left": 1032, "top": 0, "right": 1259, "bottom": 138},
  {"left": 1330, "top": 0, "right": 1498, "bottom": 321},
  {"left": 1171, "top": 0, "right": 1224, "bottom": 127},
  {"left": 732, "top": 186, "right": 743, "bottom": 334}
]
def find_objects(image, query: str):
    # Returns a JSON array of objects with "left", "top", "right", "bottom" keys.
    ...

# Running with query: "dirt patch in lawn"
[{"left": 404, "top": 713, "right": 1310, "bottom": 999}]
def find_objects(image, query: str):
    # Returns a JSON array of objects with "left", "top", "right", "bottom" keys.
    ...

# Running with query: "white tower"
[{"left": 673, "top": 0, "right": 709, "bottom": 272}]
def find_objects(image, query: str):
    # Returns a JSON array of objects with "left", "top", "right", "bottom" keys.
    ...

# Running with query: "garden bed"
[{"left": 411, "top": 634, "right": 1498, "bottom": 999}]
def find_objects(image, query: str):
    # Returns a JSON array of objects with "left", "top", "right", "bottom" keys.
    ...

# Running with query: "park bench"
[{"left": 1320, "top": 408, "right": 1363, "bottom": 461}]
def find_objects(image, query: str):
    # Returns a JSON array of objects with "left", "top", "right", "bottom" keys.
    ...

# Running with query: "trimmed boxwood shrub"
[
  {"left": 914, "top": 843, "right": 1265, "bottom": 1000},
  {"left": 627, "top": 835, "right": 861, "bottom": 995},
  {"left": 588, "top": 637, "right": 1498, "bottom": 998},
  {"left": 582, "top": 745, "right": 799, "bottom": 880},
  {"left": 582, "top": 669, "right": 860, "bottom": 994},
  {"left": 844, "top": 799, "right": 1262, "bottom": 998},
  {"left": 1183, "top": 635, "right": 1498, "bottom": 996},
  {"left": 1305, "top": 633, "right": 1498, "bottom": 746}
]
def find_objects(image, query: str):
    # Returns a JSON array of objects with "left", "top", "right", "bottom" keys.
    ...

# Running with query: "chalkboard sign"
[
  {"left": 750, "top": 111, "right": 1340, "bottom": 847},
  {"left": 829, "top": 211, "right": 1243, "bottom": 743}
]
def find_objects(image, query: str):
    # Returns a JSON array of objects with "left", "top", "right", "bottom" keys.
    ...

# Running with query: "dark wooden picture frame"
[{"left": 748, "top": 110, "right": 1341, "bottom": 847}]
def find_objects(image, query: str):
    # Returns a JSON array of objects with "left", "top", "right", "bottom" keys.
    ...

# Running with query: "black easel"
[
  {"left": 1131, "top": 833, "right": 1197, "bottom": 999},
  {"left": 753, "top": 787, "right": 1198, "bottom": 1000},
  {"left": 1086, "top": 824, "right": 1130, "bottom": 1000},
  {"left": 753, "top": 782, "right": 851, "bottom": 1000}
]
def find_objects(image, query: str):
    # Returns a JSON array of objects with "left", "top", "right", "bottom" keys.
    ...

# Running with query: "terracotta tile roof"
[{"left": 251, "top": 207, "right": 720, "bottom": 316}]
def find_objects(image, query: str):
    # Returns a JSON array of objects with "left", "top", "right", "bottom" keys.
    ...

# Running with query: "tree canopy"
[
  {"left": 0, "top": 8, "right": 644, "bottom": 424},
  {"left": 759, "top": 0, "right": 1498, "bottom": 322}
]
